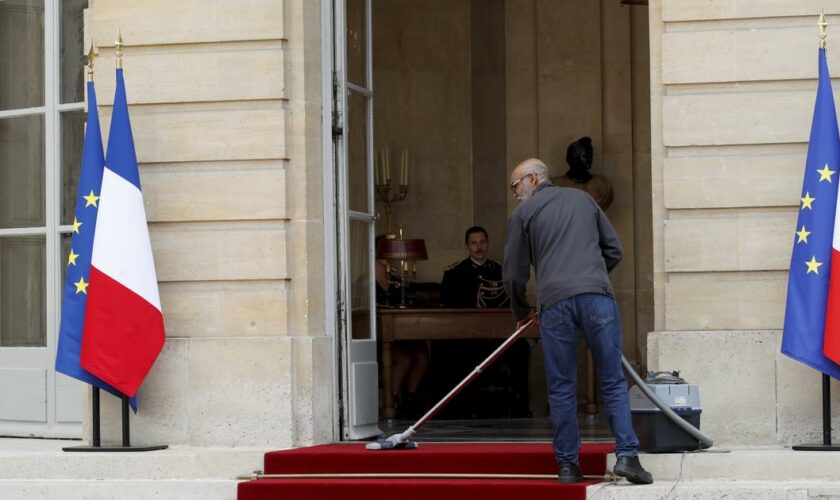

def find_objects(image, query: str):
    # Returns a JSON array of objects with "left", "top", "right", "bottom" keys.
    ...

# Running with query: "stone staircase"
[
  {"left": 595, "top": 447, "right": 840, "bottom": 499},
  {"left": 7, "top": 439, "right": 840, "bottom": 499},
  {"left": 0, "top": 438, "right": 267, "bottom": 500}
]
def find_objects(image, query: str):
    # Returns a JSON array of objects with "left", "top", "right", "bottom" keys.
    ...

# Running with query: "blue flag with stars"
[
  {"left": 54, "top": 80, "right": 137, "bottom": 410},
  {"left": 781, "top": 47, "right": 840, "bottom": 380}
]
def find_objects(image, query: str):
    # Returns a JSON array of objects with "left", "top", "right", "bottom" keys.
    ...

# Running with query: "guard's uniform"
[
  {"left": 434, "top": 257, "right": 528, "bottom": 418},
  {"left": 440, "top": 258, "right": 509, "bottom": 309}
]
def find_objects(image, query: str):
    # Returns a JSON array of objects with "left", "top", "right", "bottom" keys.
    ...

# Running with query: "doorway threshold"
[{"left": 377, "top": 414, "right": 614, "bottom": 442}]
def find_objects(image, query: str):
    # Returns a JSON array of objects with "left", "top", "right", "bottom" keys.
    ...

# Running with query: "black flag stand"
[
  {"left": 63, "top": 388, "right": 168, "bottom": 452},
  {"left": 792, "top": 374, "right": 840, "bottom": 451}
]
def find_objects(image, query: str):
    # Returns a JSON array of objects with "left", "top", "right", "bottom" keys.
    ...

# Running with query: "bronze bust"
[{"left": 553, "top": 136, "right": 614, "bottom": 210}]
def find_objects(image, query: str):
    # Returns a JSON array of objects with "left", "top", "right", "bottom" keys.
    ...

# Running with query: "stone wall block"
[
  {"left": 664, "top": 212, "right": 796, "bottom": 272},
  {"left": 160, "top": 281, "right": 288, "bottom": 338},
  {"left": 188, "top": 338, "right": 293, "bottom": 447},
  {"left": 665, "top": 276, "right": 787, "bottom": 331},
  {"left": 91, "top": 0, "right": 284, "bottom": 47},
  {"left": 663, "top": 27, "right": 840, "bottom": 84},
  {"left": 100, "top": 103, "right": 286, "bottom": 164},
  {"left": 662, "top": 2, "right": 840, "bottom": 22},
  {"left": 150, "top": 222, "right": 288, "bottom": 282},
  {"left": 663, "top": 92, "right": 812, "bottom": 147},
  {"left": 95, "top": 42, "right": 285, "bottom": 105},
  {"left": 663, "top": 154, "right": 804, "bottom": 209},
  {"left": 141, "top": 161, "right": 286, "bottom": 222},
  {"left": 648, "top": 330, "right": 777, "bottom": 445},
  {"left": 775, "top": 333, "right": 840, "bottom": 446},
  {"left": 97, "top": 339, "right": 190, "bottom": 446}
]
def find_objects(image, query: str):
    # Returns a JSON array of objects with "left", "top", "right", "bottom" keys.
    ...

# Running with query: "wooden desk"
[{"left": 377, "top": 308, "right": 537, "bottom": 419}]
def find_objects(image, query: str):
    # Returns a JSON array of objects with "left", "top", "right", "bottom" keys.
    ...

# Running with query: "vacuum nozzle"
[{"left": 365, "top": 427, "right": 418, "bottom": 450}]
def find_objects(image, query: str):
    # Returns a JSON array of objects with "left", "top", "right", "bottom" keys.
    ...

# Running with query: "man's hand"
[{"left": 517, "top": 312, "right": 537, "bottom": 330}]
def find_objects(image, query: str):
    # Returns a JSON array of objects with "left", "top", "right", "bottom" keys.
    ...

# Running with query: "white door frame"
[{"left": 322, "top": 0, "right": 381, "bottom": 441}]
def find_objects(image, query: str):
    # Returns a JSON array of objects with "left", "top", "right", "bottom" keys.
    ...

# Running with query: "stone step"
[
  {"left": 586, "top": 480, "right": 840, "bottom": 500},
  {"left": 607, "top": 447, "right": 840, "bottom": 482},
  {"left": 0, "top": 438, "right": 267, "bottom": 481},
  {"left": 0, "top": 479, "right": 238, "bottom": 500}
]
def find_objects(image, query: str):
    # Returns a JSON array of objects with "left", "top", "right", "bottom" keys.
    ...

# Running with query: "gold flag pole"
[
  {"left": 819, "top": 10, "right": 827, "bottom": 49},
  {"left": 86, "top": 44, "right": 96, "bottom": 82},
  {"left": 115, "top": 29, "right": 124, "bottom": 68}
]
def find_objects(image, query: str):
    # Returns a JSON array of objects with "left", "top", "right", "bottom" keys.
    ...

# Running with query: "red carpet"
[{"left": 238, "top": 442, "right": 613, "bottom": 500}]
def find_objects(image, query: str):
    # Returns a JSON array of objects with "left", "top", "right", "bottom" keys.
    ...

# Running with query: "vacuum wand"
[{"left": 366, "top": 319, "right": 537, "bottom": 450}]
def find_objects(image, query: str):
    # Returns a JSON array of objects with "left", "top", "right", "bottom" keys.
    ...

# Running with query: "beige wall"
[
  {"left": 649, "top": 1, "right": 840, "bottom": 446},
  {"left": 372, "top": 3, "right": 652, "bottom": 365},
  {"left": 373, "top": 0, "right": 475, "bottom": 278},
  {"left": 86, "top": 0, "right": 332, "bottom": 448},
  {"left": 505, "top": 0, "right": 652, "bottom": 364}
]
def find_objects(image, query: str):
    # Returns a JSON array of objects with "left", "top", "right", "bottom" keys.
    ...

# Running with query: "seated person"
[
  {"left": 376, "top": 236, "right": 429, "bottom": 419},
  {"left": 440, "top": 226, "right": 509, "bottom": 308},
  {"left": 434, "top": 227, "right": 530, "bottom": 418}
]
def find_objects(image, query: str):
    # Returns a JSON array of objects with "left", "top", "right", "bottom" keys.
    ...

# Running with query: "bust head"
[{"left": 565, "top": 136, "right": 593, "bottom": 182}]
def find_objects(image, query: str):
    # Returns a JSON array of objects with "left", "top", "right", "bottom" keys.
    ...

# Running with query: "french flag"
[
  {"left": 80, "top": 68, "right": 165, "bottom": 398},
  {"left": 827, "top": 207, "right": 840, "bottom": 363}
]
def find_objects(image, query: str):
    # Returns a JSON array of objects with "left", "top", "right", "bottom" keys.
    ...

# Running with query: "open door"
[{"left": 334, "top": 0, "right": 380, "bottom": 440}]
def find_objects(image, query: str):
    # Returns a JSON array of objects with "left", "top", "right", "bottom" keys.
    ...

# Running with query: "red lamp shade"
[{"left": 376, "top": 238, "right": 428, "bottom": 261}]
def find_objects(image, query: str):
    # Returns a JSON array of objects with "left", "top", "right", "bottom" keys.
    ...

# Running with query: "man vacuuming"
[{"left": 503, "top": 158, "right": 653, "bottom": 485}]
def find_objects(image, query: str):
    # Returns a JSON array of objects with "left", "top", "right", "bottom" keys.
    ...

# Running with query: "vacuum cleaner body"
[{"left": 629, "top": 372, "right": 702, "bottom": 453}]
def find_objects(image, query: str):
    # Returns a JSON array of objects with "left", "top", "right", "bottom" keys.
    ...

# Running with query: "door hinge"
[{"left": 332, "top": 72, "right": 344, "bottom": 138}]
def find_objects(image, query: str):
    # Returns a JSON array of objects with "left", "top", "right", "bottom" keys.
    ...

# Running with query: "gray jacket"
[{"left": 503, "top": 182, "right": 622, "bottom": 321}]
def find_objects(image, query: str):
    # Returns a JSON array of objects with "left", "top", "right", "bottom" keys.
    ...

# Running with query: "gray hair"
[{"left": 524, "top": 160, "right": 551, "bottom": 183}]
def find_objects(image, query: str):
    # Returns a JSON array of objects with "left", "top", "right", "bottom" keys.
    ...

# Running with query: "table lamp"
[{"left": 376, "top": 232, "right": 428, "bottom": 308}]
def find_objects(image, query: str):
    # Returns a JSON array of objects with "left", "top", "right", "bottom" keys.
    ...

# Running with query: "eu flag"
[
  {"left": 781, "top": 47, "right": 840, "bottom": 380},
  {"left": 54, "top": 80, "right": 137, "bottom": 410}
]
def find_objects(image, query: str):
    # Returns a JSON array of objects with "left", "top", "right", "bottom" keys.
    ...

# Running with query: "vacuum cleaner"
[{"left": 366, "top": 319, "right": 714, "bottom": 451}]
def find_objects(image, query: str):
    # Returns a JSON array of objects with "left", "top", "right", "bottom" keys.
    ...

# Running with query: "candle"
[
  {"left": 384, "top": 146, "right": 391, "bottom": 183},
  {"left": 405, "top": 151, "right": 410, "bottom": 186},
  {"left": 374, "top": 149, "right": 380, "bottom": 185},
  {"left": 400, "top": 149, "right": 408, "bottom": 186}
]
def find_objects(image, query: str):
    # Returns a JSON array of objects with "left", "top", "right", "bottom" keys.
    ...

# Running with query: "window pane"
[
  {"left": 347, "top": 90, "right": 369, "bottom": 213},
  {"left": 0, "top": 114, "right": 45, "bottom": 228},
  {"left": 0, "top": 236, "right": 45, "bottom": 347},
  {"left": 60, "top": 110, "right": 85, "bottom": 225},
  {"left": 60, "top": 0, "right": 88, "bottom": 104},
  {"left": 0, "top": 0, "right": 45, "bottom": 111},
  {"left": 60, "top": 232, "right": 71, "bottom": 288},
  {"left": 346, "top": 0, "right": 366, "bottom": 87},
  {"left": 349, "top": 219, "right": 372, "bottom": 340}
]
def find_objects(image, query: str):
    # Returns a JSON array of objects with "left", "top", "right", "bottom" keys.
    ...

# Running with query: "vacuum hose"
[{"left": 621, "top": 354, "right": 713, "bottom": 450}]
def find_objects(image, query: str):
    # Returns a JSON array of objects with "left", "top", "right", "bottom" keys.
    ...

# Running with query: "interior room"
[{"left": 356, "top": 0, "right": 652, "bottom": 438}]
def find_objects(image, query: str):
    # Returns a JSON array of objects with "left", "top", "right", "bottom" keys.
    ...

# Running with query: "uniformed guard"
[
  {"left": 434, "top": 226, "right": 528, "bottom": 419},
  {"left": 440, "top": 226, "right": 509, "bottom": 309}
]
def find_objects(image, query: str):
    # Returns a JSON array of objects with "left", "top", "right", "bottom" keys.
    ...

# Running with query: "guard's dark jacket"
[
  {"left": 440, "top": 258, "right": 508, "bottom": 308},
  {"left": 503, "top": 183, "right": 622, "bottom": 321}
]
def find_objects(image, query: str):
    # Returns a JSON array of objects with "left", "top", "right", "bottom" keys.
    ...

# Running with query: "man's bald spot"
[{"left": 512, "top": 158, "right": 549, "bottom": 182}]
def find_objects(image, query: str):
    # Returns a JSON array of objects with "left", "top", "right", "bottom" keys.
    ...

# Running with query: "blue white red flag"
[
  {"left": 54, "top": 80, "right": 137, "bottom": 410},
  {"left": 80, "top": 68, "right": 165, "bottom": 397},
  {"left": 782, "top": 48, "right": 840, "bottom": 379}
]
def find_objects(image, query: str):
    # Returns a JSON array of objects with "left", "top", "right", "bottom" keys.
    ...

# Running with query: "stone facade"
[
  {"left": 77, "top": 0, "right": 840, "bottom": 450},
  {"left": 86, "top": 0, "right": 333, "bottom": 448},
  {"left": 649, "top": 1, "right": 840, "bottom": 446}
]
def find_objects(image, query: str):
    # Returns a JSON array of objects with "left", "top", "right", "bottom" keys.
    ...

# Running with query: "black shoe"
[
  {"left": 557, "top": 462, "right": 584, "bottom": 484},
  {"left": 613, "top": 455, "right": 653, "bottom": 485}
]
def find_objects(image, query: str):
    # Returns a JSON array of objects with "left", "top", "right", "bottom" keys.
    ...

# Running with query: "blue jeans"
[{"left": 539, "top": 293, "right": 639, "bottom": 464}]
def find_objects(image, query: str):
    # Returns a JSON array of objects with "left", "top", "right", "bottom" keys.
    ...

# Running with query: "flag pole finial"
[
  {"left": 115, "top": 29, "right": 124, "bottom": 69},
  {"left": 86, "top": 43, "right": 96, "bottom": 82},
  {"left": 819, "top": 10, "right": 828, "bottom": 49}
]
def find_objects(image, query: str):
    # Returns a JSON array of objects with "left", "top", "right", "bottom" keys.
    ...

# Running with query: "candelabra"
[{"left": 374, "top": 147, "right": 410, "bottom": 232}]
